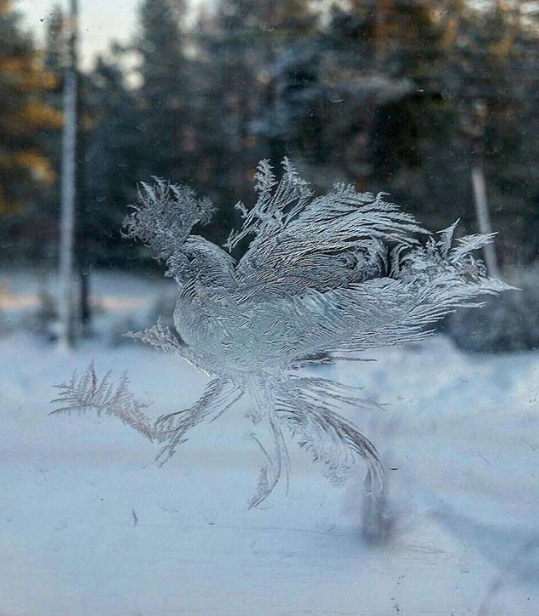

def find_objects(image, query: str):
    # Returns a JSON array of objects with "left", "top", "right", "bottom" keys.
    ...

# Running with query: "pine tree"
[
  {"left": 0, "top": 0, "right": 61, "bottom": 244},
  {"left": 135, "top": 0, "right": 190, "bottom": 183},
  {"left": 82, "top": 52, "right": 141, "bottom": 266},
  {"left": 203, "top": 0, "right": 319, "bottom": 208}
]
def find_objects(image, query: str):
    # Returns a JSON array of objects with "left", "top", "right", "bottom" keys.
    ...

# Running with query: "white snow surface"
[{"left": 0, "top": 271, "right": 538, "bottom": 615}]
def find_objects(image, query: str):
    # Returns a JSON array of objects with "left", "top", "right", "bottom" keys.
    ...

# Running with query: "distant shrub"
[
  {"left": 33, "top": 287, "right": 59, "bottom": 340},
  {"left": 448, "top": 266, "right": 539, "bottom": 352},
  {"left": 147, "top": 287, "right": 176, "bottom": 329},
  {"left": 0, "top": 306, "right": 7, "bottom": 336}
]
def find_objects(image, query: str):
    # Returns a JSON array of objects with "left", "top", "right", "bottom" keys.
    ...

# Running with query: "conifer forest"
[{"left": 1, "top": 1, "right": 539, "bottom": 614}]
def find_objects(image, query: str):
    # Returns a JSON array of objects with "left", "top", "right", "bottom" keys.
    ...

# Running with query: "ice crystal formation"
[{"left": 52, "top": 159, "right": 510, "bottom": 507}]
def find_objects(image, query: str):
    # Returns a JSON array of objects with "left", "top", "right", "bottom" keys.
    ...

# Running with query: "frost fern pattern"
[{"left": 52, "top": 159, "right": 510, "bottom": 507}]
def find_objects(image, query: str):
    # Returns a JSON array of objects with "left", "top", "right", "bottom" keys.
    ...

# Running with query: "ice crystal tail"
[
  {"left": 277, "top": 377, "right": 385, "bottom": 494},
  {"left": 52, "top": 158, "right": 513, "bottom": 509}
]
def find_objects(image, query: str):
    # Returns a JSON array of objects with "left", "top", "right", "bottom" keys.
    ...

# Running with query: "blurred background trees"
[
  {"left": 2, "top": 0, "right": 539, "bottom": 270},
  {"left": 0, "top": 0, "right": 62, "bottom": 260}
]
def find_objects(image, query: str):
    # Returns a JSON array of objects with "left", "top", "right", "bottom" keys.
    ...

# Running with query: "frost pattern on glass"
[
  {"left": 51, "top": 361, "right": 153, "bottom": 439},
  {"left": 52, "top": 159, "right": 511, "bottom": 507}
]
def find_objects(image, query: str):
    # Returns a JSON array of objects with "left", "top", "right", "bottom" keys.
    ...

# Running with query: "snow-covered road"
[{"left": 0, "top": 329, "right": 538, "bottom": 615}]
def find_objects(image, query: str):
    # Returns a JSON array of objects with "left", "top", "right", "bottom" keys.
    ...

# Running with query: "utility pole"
[
  {"left": 58, "top": 0, "right": 79, "bottom": 348},
  {"left": 470, "top": 100, "right": 500, "bottom": 278}
]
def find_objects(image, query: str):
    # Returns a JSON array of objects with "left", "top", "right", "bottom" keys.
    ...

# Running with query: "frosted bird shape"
[{"left": 52, "top": 159, "right": 511, "bottom": 507}]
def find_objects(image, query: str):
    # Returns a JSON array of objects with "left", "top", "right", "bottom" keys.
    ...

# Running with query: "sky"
[
  {"left": 16, "top": 0, "right": 139, "bottom": 69},
  {"left": 15, "top": 0, "right": 210, "bottom": 70}
]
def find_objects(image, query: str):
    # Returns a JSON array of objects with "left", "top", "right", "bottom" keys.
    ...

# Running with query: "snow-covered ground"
[{"left": 0, "top": 270, "right": 538, "bottom": 615}]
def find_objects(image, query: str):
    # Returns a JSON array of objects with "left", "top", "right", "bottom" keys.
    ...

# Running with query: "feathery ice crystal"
[{"left": 52, "top": 159, "right": 510, "bottom": 507}]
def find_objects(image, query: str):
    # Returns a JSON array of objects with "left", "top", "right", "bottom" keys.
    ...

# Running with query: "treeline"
[{"left": 2, "top": 0, "right": 539, "bottom": 269}]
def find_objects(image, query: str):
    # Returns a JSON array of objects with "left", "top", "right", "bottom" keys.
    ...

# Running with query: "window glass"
[{"left": 1, "top": 1, "right": 538, "bottom": 614}]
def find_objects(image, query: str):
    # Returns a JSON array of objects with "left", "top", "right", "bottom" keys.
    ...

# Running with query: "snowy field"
[{"left": 0, "top": 270, "right": 538, "bottom": 615}]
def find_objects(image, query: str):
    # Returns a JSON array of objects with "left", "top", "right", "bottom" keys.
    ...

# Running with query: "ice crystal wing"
[
  {"left": 449, "top": 232, "right": 498, "bottom": 263},
  {"left": 229, "top": 159, "right": 425, "bottom": 298},
  {"left": 241, "top": 225, "right": 512, "bottom": 364}
]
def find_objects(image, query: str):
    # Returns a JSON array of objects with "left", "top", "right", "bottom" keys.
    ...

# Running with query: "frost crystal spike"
[{"left": 52, "top": 159, "right": 511, "bottom": 507}]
